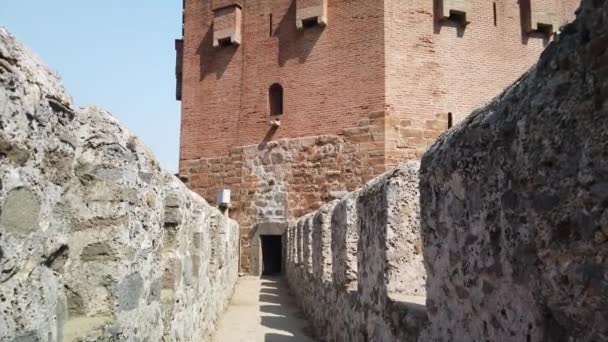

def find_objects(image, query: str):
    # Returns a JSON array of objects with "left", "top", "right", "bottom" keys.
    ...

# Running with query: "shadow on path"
[
  {"left": 212, "top": 276, "right": 316, "bottom": 342},
  {"left": 260, "top": 277, "right": 316, "bottom": 342}
]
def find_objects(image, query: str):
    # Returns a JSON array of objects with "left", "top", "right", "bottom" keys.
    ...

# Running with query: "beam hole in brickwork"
[
  {"left": 269, "top": 14, "right": 273, "bottom": 37},
  {"left": 536, "top": 23, "right": 554, "bottom": 35},
  {"left": 217, "top": 37, "right": 233, "bottom": 47},
  {"left": 448, "top": 10, "right": 467, "bottom": 25},
  {"left": 493, "top": 2, "right": 497, "bottom": 26},
  {"left": 302, "top": 17, "right": 319, "bottom": 29},
  {"left": 269, "top": 83, "right": 284, "bottom": 116}
]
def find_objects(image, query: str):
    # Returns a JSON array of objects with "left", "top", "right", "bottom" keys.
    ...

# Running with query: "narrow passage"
[{"left": 213, "top": 277, "right": 317, "bottom": 342}]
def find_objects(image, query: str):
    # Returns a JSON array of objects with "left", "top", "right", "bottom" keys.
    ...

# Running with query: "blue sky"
[{"left": 1, "top": 1, "right": 182, "bottom": 172}]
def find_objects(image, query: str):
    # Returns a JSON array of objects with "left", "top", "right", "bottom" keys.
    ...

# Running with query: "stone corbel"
[
  {"left": 212, "top": 4, "right": 242, "bottom": 47},
  {"left": 296, "top": 0, "right": 328, "bottom": 29},
  {"left": 526, "top": 11, "right": 558, "bottom": 33},
  {"left": 437, "top": 0, "right": 471, "bottom": 26}
]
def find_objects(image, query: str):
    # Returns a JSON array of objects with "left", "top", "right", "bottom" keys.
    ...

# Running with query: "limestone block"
[
  {"left": 80, "top": 242, "right": 119, "bottom": 262},
  {"left": 0, "top": 187, "right": 40, "bottom": 236},
  {"left": 296, "top": 219, "right": 304, "bottom": 265},
  {"left": 284, "top": 161, "right": 427, "bottom": 342},
  {"left": 420, "top": 2, "right": 608, "bottom": 340},
  {"left": 331, "top": 191, "right": 359, "bottom": 288},
  {"left": 115, "top": 272, "right": 144, "bottom": 312},
  {"left": 302, "top": 214, "right": 314, "bottom": 274},
  {"left": 358, "top": 162, "right": 426, "bottom": 315},
  {"left": 312, "top": 201, "right": 336, "bottom": 282}
]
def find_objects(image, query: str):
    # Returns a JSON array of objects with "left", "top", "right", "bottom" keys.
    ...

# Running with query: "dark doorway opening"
[{"left": 261, "top": 235, "right": 282, "bottom": 275}]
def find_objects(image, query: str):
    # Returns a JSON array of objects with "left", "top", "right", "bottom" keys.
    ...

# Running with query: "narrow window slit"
[
  {"left": 269, "top": 83, "right": 284, "bottom": 116},
  {"left": 269, "top": 14, "right": 273, "bottom": 37}
]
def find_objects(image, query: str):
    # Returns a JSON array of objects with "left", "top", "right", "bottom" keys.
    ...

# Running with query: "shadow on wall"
[
  {"left": 259, "top": 125, "right": 280, "bottom": 149},
  {"left": 198, "top": 24, "right": 238, "bottom": 80},
  {"left": 277, "top": 0, "right": 324, "bottom": 67}
]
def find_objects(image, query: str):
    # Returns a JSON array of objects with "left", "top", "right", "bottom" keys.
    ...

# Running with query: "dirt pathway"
[{"left": 212, "top": 276, "right": 317, "bottom": 342}]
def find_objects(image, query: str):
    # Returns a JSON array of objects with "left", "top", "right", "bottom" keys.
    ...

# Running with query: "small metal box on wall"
[{"left": 216, "top": 188, "right": 231, "bottom": 208}]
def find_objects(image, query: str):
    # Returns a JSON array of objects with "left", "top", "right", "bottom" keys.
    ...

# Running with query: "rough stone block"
[
  {"left": 420, "top": 2, "right": 608, "bottom": 340},
  {"left": 331, "top": 192, "right": 359, "bottom": 288},
  {"left": 300, "top": 214, "right": 313, "bottom": 274},
  {"left": 80, "top": 242, "right": 118, "bottom": 262},
  {"left": 358, "top": 162, "right": 426, "bottom": 316},
  {"left": 296, "top": 219, "right": 304, "bottom": 265},
  {"left": 0, "top": 187, "right": 40, "bottom": 236},
  {"left": 312, "top": 201, "right": 335, "bottom": 282},
  {"left": 114, "top": 272, "right": 144, "bottom": 312}
]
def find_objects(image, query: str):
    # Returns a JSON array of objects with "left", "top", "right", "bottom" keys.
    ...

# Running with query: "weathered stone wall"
[
  {"left": 285, "top": 162, "right": 428, "bottom": 342},
  {"left": 0, "top": 28, "right": 239, "bottom": 341},
  {"left": 180, "top": 110, "right": 449, "bottom": 274},
  {"left": 420, "top": 1, "right": 608, "bottom": 341}
]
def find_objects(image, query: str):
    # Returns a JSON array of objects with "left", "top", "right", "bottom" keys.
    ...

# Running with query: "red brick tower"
[{"left": 176, "top": 0, "right": 579, "bottom": 275}]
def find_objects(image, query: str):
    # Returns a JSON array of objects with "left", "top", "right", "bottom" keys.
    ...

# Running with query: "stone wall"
[
  {"left": 285, "top": 162, "right": 428, "bottom": 342},
  {"left": 420, "top": 1, "right": 608, "bottom": 340},
  {"left": 180, "top": 110, "right": 449, "bottom": 274},
  {"left": 0, "top": 28, "right": 239, "bottom": 341}
]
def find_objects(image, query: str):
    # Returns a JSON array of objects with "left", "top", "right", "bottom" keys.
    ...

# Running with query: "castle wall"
[
  {"left": 419, "top": 0, "right": 608, "bottom": 339},
  {"left": 282, "top": 2, "right": 606, "bottom": 340},
  {"left": 384, "top": 0, "right": 581, "bottom": 144},
  {"left": 179, "top": 0, "right": 580, "bottom": 274},
  {"left": 180, "top": 0, "right": 386, "bottom": 159},
  {"left": 285, "top": 162, "right": 427, "bottom": 342},
  {"left": 0, "top": 29, "right": 239, "bottom": 342},
  {"left": 179, "top": 110, "right": 448, "bottom": 274}
]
